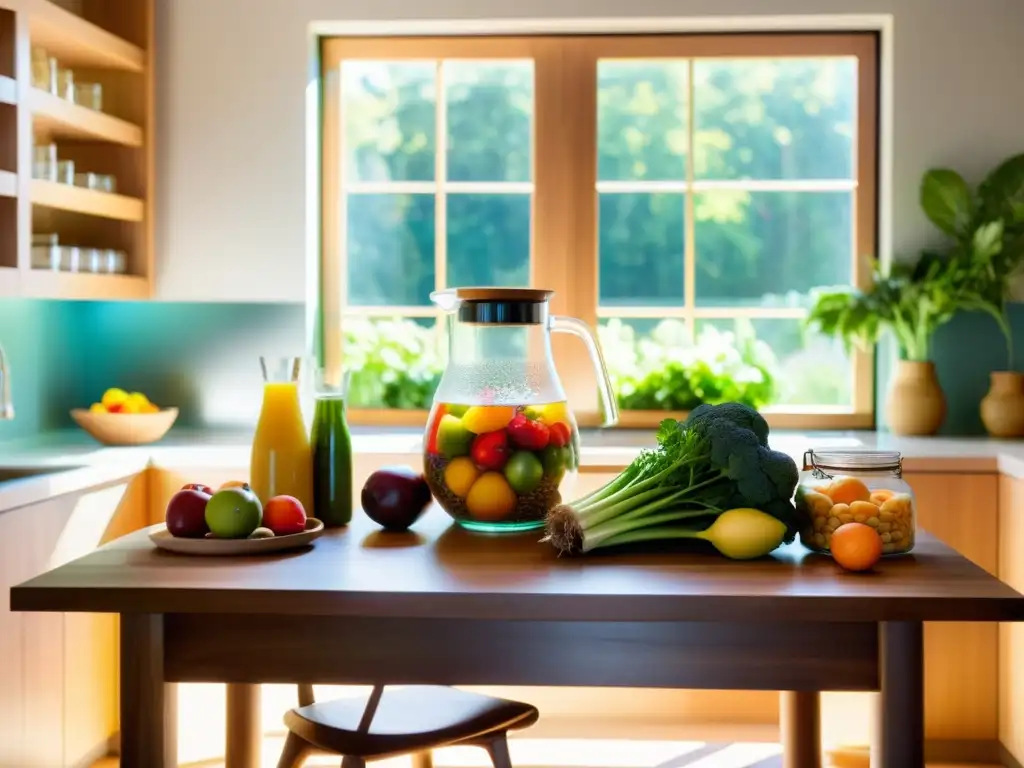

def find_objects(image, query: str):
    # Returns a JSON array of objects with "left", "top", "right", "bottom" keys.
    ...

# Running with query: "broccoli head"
[{"left": 682, "top": 402, "right": 770, "bottom": 447}]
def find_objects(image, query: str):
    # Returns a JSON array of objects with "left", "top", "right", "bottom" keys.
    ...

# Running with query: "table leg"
[
  {"left": 226, "top": 683, "right": 262, "bottom": 768},
  {"left": 874, "top": 621, "right": 924, "bottom": 768},
  {"left": 780, "top": 691, "right": 821, "bottom": 768},
  {"left": 120, "top": 614, "right": 177, "bottom": 768}
]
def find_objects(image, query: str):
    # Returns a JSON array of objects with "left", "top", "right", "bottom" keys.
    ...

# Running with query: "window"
[{"left": 318, "top": 34, "right": 878, "bottom": 428}]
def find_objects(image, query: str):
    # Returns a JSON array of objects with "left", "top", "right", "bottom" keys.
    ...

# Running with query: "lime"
[
  {"left": 205, "top": 487, "right": 263, "bottom": 539},
  {"left": 504, "top": 451, "right": 544, "bottom": 494}
]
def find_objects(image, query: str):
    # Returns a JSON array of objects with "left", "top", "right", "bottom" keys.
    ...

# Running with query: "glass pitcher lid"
[{"left": 431, "top": 287, "right": 555, "bottom": 325}]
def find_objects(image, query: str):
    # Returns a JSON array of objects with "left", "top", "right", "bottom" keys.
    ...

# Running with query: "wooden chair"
[{"left": 276, "top": 684, "right": 539, "bottom": 768}]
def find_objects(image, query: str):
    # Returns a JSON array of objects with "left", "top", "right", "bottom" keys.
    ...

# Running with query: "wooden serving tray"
[{"left": 149, "top": 518, "right": 324, "bottom": 556}]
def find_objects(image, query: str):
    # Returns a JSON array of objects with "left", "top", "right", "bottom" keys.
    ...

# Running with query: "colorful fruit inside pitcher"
[{"left": 424, "top": 401, "right": 579, "bottom": 529}]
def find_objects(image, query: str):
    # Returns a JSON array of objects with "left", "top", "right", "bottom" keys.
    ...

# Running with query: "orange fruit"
[
  {"left": 831, "top": 522, "right": 883, "bottom": 572},
  {"left": 826, "top": 476, "right": 872, "bottom": 505}
]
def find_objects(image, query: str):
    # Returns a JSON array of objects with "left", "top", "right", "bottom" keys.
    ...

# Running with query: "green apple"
[
  {"left": 436, "top": 414, "right": 473, "bottom": 458},
  {"left": 205, "top": 486, "right": 263, "bottom": 539}
]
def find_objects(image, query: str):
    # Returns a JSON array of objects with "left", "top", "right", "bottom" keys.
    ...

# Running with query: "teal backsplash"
[
  {"left": 0, "top": 299, "right": 1020, "bottom": 439},
  {"left": 0, "top": 300, "right": 81, "bottom": 442}
]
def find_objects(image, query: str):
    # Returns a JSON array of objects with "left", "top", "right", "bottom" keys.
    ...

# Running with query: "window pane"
[
  {"left": 345, "top": 317, "right": 443, "bottom": 409},
  {"left": 600, "top": 318, "right": 776, "bottom": 410},
  {"left": 347, "top": 194, "right": 435, "bottom": 306},
  {"left": 343, "top": 62, "right": 436, "bottom": 183},
  {"left": 446, "top": 193, "right": 530, "bottom": 287},
  {"left": 446, "top": 61, "right": 533, "bottom": 182},
  {"left": 697, "top": 318, "right": 852, "bottom": 407},
  {"left": 694, "top": 190, "right": 852, "bottom": 308},
  {"left": 693, "top": 58, "right": 856, "bottom": 180},
  {"left": 599, "top": 193, "right": 685, "bottom": 307},
  {"left": 598, "top": 61, "right": 688, "bottom": 181}
]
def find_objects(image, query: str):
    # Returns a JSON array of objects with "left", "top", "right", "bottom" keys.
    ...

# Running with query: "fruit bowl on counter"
[{"left": 71, "top": 387, "right": 178, "bottom": 446}]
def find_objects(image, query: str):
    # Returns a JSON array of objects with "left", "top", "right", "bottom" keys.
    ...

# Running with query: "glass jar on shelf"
[
  {"left": 59, "top": 246, "right": 82, "bottom": 272},
  {"left": 56, "top": 159, "right": 74, "bottom": 185},
  {"left": 73, "top": 82, "right": 102, "bottom": 111},
  {"left": 31, "top": 48, "right": 56, "bottom": 92},
  {"left": 96, "top": 174, "right": 117, "bottom": 193},
  {"left": 55, "top": 67, "right": 74, "bottom": 101},
  {"left": 30, "top": 234, "right": 60, "bottom": 271},
  {"left": 81, "top": 248, "right": 103, "bottom": 273},
  {"left": 32, "top": 143, "right": 57, "bottom": 181},
  {"left": 796, "top": 449, "right": 916, "bottom": 556}
]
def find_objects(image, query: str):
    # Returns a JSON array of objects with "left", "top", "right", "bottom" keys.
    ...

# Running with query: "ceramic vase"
[
  {"left": 885, "top": 361, "right": 946, "bottom": 436},
  {"left": 980, "top": 371, "right": 1024, "bottom": 438}
]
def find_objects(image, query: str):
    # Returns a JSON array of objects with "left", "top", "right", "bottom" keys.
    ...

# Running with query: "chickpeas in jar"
[{"left": 796, "top": 449, "right": 916, "bottom": 555}]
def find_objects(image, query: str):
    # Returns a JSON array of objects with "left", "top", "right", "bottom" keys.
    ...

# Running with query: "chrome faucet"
[{"left": 0, "top": 342, "right": 12, "bottom": 420}]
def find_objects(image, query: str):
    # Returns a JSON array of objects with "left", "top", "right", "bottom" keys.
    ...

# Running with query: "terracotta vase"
[
  {"left": 980, "top": 371, "right": 1024, "bottom": 438},
  {"left": 885, "top": 361, "right": 946, "bottom": 436}
]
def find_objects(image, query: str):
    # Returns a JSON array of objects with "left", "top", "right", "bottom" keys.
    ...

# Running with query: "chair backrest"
[{"left": 297, "top": 684, "right": 386, "bottom": 732}]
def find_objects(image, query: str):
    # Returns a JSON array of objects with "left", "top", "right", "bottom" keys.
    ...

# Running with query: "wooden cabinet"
[
  {"left": 905, "top": 471, "right": 1000, "bottom": 745},
  {"left": 0, "top": 470, "right": 149, "bottom": 768},
  {"left": 999, "top": 474, "right": 1024, "bottom": 766}
]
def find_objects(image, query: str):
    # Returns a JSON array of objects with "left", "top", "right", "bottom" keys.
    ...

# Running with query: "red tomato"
[
  {"left": 425, "top": 405, "right": 447, "bottom": 455},
  {"left": 470, "top": 430, "right": 512, "bottom": 471},
  {"left": 548, "top": 422, "right": 571, "bottom": 448},
  {"left": 506, "top": 414, "right": 550, "bottom": 451}
]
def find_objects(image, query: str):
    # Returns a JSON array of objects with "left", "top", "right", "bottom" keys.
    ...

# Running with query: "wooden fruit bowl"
[{"left": 71, "top": 407, "right": 179, "bottom": 446}]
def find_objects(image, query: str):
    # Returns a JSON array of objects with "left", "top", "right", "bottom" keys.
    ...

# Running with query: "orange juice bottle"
[{"left": 250, "top": 357, "right": 313, "bottom": 513}]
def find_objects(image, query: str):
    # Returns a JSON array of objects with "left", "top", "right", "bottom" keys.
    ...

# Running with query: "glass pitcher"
[{"left": 423, "top": 288, "right": 618, "bottom": 532}]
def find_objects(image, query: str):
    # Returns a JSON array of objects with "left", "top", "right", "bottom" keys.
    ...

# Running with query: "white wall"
[{"left": 154, "top": 0, "right": 1024, "bottom": 303}]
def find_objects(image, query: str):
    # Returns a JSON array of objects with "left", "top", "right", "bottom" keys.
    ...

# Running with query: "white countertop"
[{"left": 0, "top": 426, "right": 1022, "bottom": 513}]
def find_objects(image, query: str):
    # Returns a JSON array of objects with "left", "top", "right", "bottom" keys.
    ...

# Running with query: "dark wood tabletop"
[{"left": 11, "top": 508, "right": 1024, "bottom": 623}]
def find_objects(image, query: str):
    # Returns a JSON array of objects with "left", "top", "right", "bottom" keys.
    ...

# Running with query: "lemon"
[
  {"left": 460, "top": 406, "right": 516, "bottom": 434},
  {"left": 123, "top": 392, "right": 151, "bottom": 414},
  {"left": 465, "top": 472, "right": 517, "bottom": 521},
  {"left": 89, "top": 402, "right": 107, "bottom": 414},
  {"left": 101, "top": 387, "right": 129, "bottom": 408},
  {"left": 536, "top": 402, "right": 572, "bottom": 428},
  {"left": 444, "top": 457, "right": 480, "bottom": 498}
]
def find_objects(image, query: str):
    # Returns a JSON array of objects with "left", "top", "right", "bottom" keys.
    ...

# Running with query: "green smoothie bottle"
[{"left": 311, "top": 370, "right": 353, "bottom": 527}]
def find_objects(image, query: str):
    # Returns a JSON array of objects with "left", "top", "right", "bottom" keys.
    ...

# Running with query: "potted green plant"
[
  {"left": 807, "top": 255, "right": 961, "bottom": 435},
  {"left": 919, "top": 154, "right": 1024, "bottom": 437}
]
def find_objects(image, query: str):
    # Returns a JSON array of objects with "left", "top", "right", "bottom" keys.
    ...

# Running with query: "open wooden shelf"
[
  {"left": 0, "top": 171, "right": 16, "bottom": 198},
  {"left": 0, "top": 76, "right": 15, "bottom": 106},
  {"left": 26, "top": 0, "right": 144, "bottom": 72},
  {"left": 31, "top": 179, "right": 143, "bottom": 221},
  {"left": 30, "top": 88, "right": 143, "bottom": 146},
  {"left": 22, "top": 270, "right": 148, "bottom": 299}
]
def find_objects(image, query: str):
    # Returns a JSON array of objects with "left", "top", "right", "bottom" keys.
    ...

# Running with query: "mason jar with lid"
[{"left": 796, "top": 449, "right": 916, "bottom": 556}]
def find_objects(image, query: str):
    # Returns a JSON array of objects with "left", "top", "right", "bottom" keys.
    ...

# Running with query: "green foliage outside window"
[{"left": 338, "top": 53, "right": 862, "bottom": 410}]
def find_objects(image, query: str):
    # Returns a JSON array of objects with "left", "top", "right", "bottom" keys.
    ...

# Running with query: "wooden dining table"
[{"left": 10, "top": 508, "right": 1024, "bottom": 768}]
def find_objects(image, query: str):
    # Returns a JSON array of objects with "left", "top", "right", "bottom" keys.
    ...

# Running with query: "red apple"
[
  {"left": 263, "top": 495, "right": 307, "bottom": 536},
  {"left": 165, "top": 488, "right": 212, "bottom": 538},
  {"left": 182, "top": 483, "right": 213, "bottom": 495}
]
